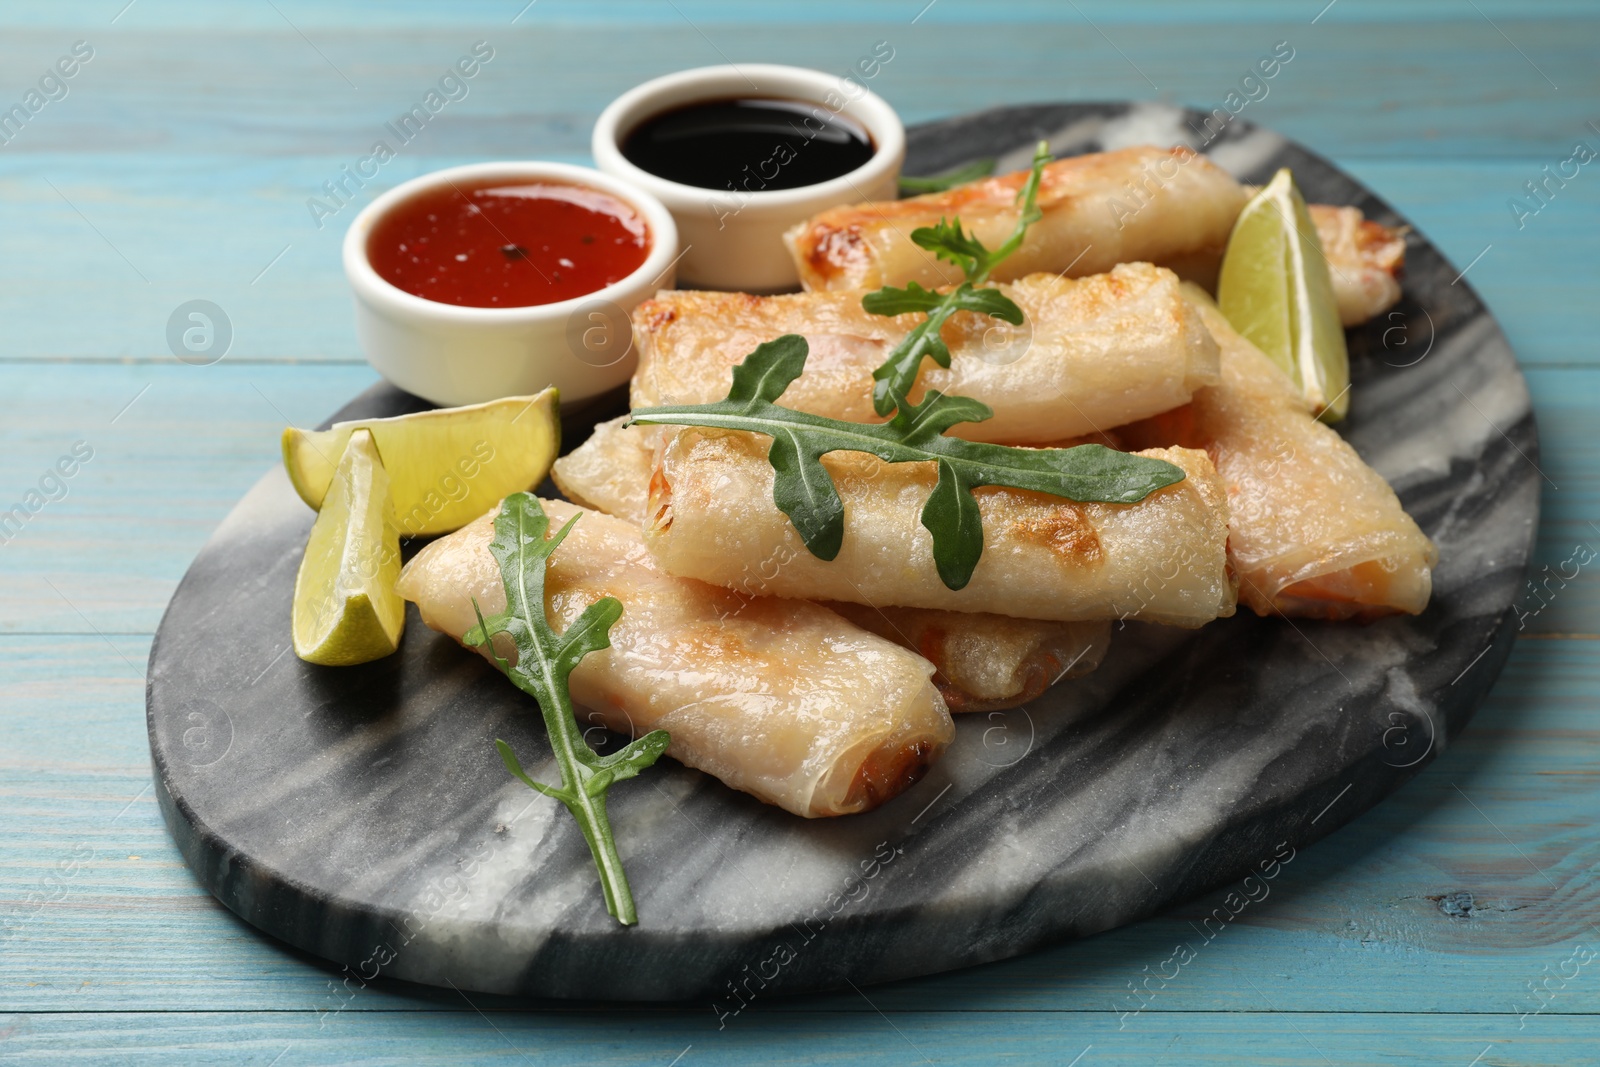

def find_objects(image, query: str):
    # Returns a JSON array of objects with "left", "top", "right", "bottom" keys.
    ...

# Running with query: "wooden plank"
[
  {"left": 0, "top": 361, "right": 376, "bottom": 634},
  {"left": 5, "top": 0, "right": 1598, "bottom": 28},
  {"left": 3, "top": 635, "right": 1596, "bottom": 1017},
  {"left": 0, "top": 360, "right": 1590, "bottom": 635},
  {"left": 1346, "top": 161, "right": 1600, "bottom": 372},
  {"left": 0, "top": 18, "right": 1591, "bottom": 163},
  {"left": 0, "top": 1010, "right": 1595, "bottom": 1066}
]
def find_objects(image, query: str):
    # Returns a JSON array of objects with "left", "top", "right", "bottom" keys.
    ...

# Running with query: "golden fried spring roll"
[
  {"left": 553, "top": 417, "right": 1112, "bottom": 712},
  {"left": 550, "top": 416, "right": 669, "bottom": 523},
  {"left": 1307, "top": 203, "right": 1406, "bottom": 328},
  {"left": 396, "top": 500, "right": 954, "bottom": 818},
  {"left": 1119, "top": 292, "right": 1435, "bottom": 619},
  {"left": 788, "top": 146, "right": 1247, "bottom": 294},
  {"left": 631, "top": 263, "right": 1220, "bottom": 445},
  {"left": 787, "top": 145, "right": 1405, "bottom": 326},
  {"left": 645, "top": 429, "right": 1236, "bottom": 627},
  {"left": 825, "top": 602, "right": 1109, "bottom": 714}
]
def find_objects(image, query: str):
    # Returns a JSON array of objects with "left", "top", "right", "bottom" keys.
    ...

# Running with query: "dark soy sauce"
[{"left": 620, "top": 97, "right": 875, "bottom": 192}]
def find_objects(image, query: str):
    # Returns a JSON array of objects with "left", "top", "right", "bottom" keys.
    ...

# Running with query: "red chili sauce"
[{"left": 367, "top": 180, "right": 650, "bottom": 308}]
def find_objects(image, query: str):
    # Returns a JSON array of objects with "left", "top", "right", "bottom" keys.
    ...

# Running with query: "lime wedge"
[
  {"left": 292, "top": 430, "right": 406, "bottom": 666},
  {"left": 282, "top": 389, "right": 560, "bottom": 536},
  {"left": 1217, "top": 168, "right": 1350, "bottom": 422}
]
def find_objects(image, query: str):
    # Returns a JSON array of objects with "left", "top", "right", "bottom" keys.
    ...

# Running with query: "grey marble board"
[{"left": 147, "top": 103, "right": 1539, "bottom": 1001}]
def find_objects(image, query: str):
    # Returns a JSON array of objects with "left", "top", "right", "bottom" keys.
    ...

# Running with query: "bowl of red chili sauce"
[{"left": 344, "top": 161, "right": 679, "bottom": 406}]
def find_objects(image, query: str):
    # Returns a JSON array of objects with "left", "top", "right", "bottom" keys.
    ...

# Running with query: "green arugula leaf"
[
  {"left": 861, "top": 281, "right": 1022, "bottom": 323},
  {"left": 864, "top": 142, "right": 1052, "bottom": 416},
  {"left": 862, "top": 283, "right": 1024, "bottom": 416},
  {"left": 768, "top": 423, "right": 846, "bottom": 561},
  {"left": 911, "top": 218, "right": 993, "bottom": 279},
  {"left": 857, "top": 280, "right": 946, "bottom": 317},
  {"left": 921, "top": 460, "right": 984, "bottom": 588},
  {"left": 897, "top": 157, "right": 997, "bottom": 195},
  {"left": 465, "top": 493, "right": 670, "bottom": 925},
  {"left": 726, "top": 332, "right": 808, "bottom": 402},
  {"left": 889, "top": 389, "right": 995, "bottom": 444},
  {"left": 631, "top": 337, "right": 1185, "bottom": 590}
]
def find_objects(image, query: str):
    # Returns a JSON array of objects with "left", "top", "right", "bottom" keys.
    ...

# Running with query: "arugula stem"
[
  {"left": 971, "top": 141, "right": 1050, "bottom": 284},
  {"left": 635, "top": 392, "right": 1181, "bottom": 501},
  {"left": 471, "top": 496, "right": 672, "bottom": 926},
  {"left": 536, "top": 674, "right": 638, "bottom": 924},
  {"left": 571, "top": 790, "right": 633, "bottom": 923},
  {"left": 863, "top": 141, "right": 1053, "bottom": 415},
  {"left": 897, "top": 157, "right": 997, "bottom": 195}
]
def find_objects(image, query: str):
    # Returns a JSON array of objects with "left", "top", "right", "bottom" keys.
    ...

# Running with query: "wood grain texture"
[
  {"left": 1, "top": 0, "right": 1595, "bottom": 1058},
  {"left": 7, "top": 1009, "right": 1600, "bottom": 1067},
  {"left": 0, "top": 12, "right": 1590, "bottom": 160}
]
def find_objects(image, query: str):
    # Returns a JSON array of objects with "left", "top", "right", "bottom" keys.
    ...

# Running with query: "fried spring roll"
[
  {"left": 786, "top": 145, "right": 1405, "bottom": 326},
  {"left": 645, "top": 429, "right": 1236, "bottom": 627},
  {"left": 396, "top": 500, "right": 954, "bottom": 817},
  {"left": 825, "top": 603, "right": 1109, "bottom": 714},
  {"left": 788, "top": 146, "right": 1247, "bottom": 294},
  {"left": 550, "top": 416, "right": 668, "bottom": 524},
  {"left": 1307, "top": 203, "right": 1406, "bottom": 328},
  {"left": 1119, "top": 292, "right": 1435, "bottom": 619},
  {"left": 552, "top": 417, "right": 1111, "bottom": 711},
  {"left": 630, "top": 263, "right": 1220, "bottom": 444}
]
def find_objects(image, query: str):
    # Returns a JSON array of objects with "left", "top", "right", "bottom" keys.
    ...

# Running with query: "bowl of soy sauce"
[{"left": 592, "top": 63, "right": 904, "bottom": 292}]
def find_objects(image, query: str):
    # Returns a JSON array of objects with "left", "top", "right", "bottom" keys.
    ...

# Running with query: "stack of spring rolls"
[{"left": 398, "top": 145, "right": 1436, "bottom": 819}]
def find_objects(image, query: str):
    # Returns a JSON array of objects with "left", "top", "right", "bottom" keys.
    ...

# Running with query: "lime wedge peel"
[
  {"left": 1217, "top": 168, "right": 1351, "bottom": 423},
  {"left": 292, "top": 429, "right": 407, "bottom": 666},
  {"left": 282, "top": 389, "right": 560, "bottom": 536}
]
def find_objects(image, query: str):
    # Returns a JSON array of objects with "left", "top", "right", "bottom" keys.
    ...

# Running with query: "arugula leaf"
[
  {"left": 921, "top": 460, "right": 983, "bottom": 590},
  {"left": 913, "top": 141, "right": 1049, "bottom": 285},
  {"left": 464, "top": 493, "right": 670, "bottom": 925},
  {"left": 861, "top": 283, "right": 1024, "bottom": 415},
  {"left": 967, "top": 139, "right": 1051, "bottom": 283},
  {"left": 897, "top": 157, "right": 997, "bottom": 195},
  {"left": 864, "top": 141, "right": 1052, "bottom": 416},
  {"left": 911, "top": 218, "right": 994, "bottom": 279},
  {"left": 856, "top": 279, "right": 946, "bottom": 317},
  {"left": 631, "top": 336, "right": 1186, "bottom": 590}
]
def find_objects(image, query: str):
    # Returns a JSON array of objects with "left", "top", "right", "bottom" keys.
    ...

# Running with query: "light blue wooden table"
[{"left": 2, "top": 1, "right": 1597, "bottom": 1062}]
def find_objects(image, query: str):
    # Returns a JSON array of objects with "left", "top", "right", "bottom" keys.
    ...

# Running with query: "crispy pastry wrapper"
[
  {"left": 825, "top": 602, "right": 1109, "bottom": 713},
  {"left": 1120, "top": 292, "right": 1436, "bottom": 619},
  {"left": 630, "top": 263, "right": 1219, "bottom": 445},
  {"left": 785, "top": 144, "right": 1404, "bottom": 325},
  {"left": 554, "top": 417, "right": 1109, "bottom": 711},
  {"left": 645, "top": 429, "right": 1236, "bottom": 628},
  {"left": 1307, "top": 203, "right": 1406, "bottom": 328},
  {"left": 396, "top": 499, "right": 954, "bottom": 817},
  {"left": 786, "top": 146, "right": 1249, "bottom": 294}
]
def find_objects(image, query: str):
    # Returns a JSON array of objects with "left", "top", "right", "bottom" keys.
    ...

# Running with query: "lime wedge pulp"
[
  {"left": 292, "top": 429, "right": 406, "bottom": 666},
  {"left": 1217, "top": 168, "right": 1350, "bottom": 422},
  {"left": 282, "top": 389, "right": 560, "bottom": 536}
]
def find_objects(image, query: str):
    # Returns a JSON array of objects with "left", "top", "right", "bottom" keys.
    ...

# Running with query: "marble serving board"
[{"left": 147, "top": 103, "right": 1538, "bottom": 1001}]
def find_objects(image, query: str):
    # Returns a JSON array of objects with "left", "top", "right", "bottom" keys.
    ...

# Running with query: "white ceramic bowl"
[
  {"left": 343, "top": 161, "right": 679, "bottom": 407},
  {"left": 592, "top": 64, "right": 904, "bottom": 292}
]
